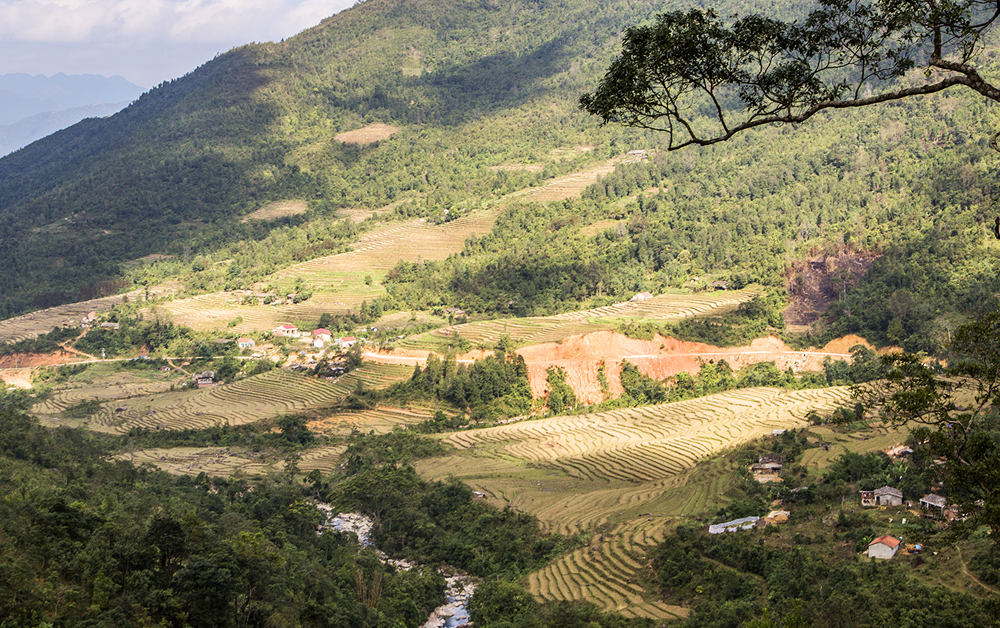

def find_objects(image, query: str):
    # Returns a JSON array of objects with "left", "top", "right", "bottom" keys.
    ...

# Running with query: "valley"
[
  {"left": 1, "top": 136, "right": 986, "bottom": 625},
  {"left": 2, "top": 0, "right": 1000, "bottom": 625}
]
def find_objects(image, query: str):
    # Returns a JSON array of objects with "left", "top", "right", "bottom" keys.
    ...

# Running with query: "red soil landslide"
[{"left": 366, "top": 331, "right": 871, "bottom": 405}]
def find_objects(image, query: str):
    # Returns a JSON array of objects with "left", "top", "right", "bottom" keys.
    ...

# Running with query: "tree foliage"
[{"left": 582, "top": 0, "right": 1000, "bottom": 149}]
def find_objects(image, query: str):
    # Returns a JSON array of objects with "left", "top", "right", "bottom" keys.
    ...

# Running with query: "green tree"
[{"left": 581, "top": 0, "right": 1000, "bottom": 149}]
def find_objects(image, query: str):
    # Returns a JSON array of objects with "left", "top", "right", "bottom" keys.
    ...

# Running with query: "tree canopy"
[{"left": 581, "top": 0, "right": 1000, "bottom": 149}]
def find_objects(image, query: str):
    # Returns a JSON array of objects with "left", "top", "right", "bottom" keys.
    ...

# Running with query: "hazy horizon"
[{"left": 0, "top": 0, "right": 355, "bottom": 88}]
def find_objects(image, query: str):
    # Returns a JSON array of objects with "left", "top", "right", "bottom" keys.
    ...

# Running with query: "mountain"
[
  {"left": 0, "top": 101, "right": 132, "bottom": 157},
  {"left": 0, "top": 73, "right": 144, "bottom": 126},
  {"left": 0, "top": 0, "right": 996, "bottom": 351},
  {"left": 0, "top": 0, "right": 657, "bottom": 316},
  {"left": 0, "top": 73, "right": 144, "bottom": 155}
]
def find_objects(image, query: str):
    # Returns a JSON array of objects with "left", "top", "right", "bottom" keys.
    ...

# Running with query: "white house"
[
  {"left": 629, "top": 291, "right": 654, "bottom": 302},
  {"left": 336, "top": 336, "right": 357, "bottom": 350},
  {"left": 237, "top": 337, "right": 256, "bottom": 350},
  {"left": 709, "top": 516, "right": 761, "bottom": 534},
  {"left": 274, "top": 324, "right": 300, "bottom": 338},
  {"left": 312, "top": 328, "right": 332, "bottom": 343},
  {"left": 867, "top": 535, "right": 900, "bottom": 559}
]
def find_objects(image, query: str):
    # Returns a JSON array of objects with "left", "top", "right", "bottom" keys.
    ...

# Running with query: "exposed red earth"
[{"left": 365, "top": 331, "right": 875, "bottom": 404}]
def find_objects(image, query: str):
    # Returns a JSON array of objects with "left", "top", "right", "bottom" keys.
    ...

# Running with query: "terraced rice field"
[
  {"left": 32, "top": 370, "right": 187, "bottom": 416},
  {"left": 123, "top": 447, "right": 280, "bottom": 476},
  {"left": 800, "top": 425, "right": 909, "bottom": 471},
  {"left": 122, "top": 444, "right": 349, "bottom": 477},
  {"left": 402, "top": 290, "right": 758, "bottom": 349},
  {"left": 78, "top": 363, "right": 412, "bottom": 433},
  {"left": 0, "top": 291, "right": 150, "bottom": 343},
  {"left": 416, "top": 445, "right": 739, "bottom": 616},
  {"left": 525, "top": 518, "right": 687, "bottom": 620},
  {"left": 445, "top": 387, "right": 850, "bottom": 483},
  {"left": 426, "top": 387, "right": 849, "bottom": 534},
  {"left": 307, "top": 406, "right": 437, "bottom": 436},
  {"left": 162, "top": 291, "right": 383, "bottom": 333},
  {"left": 297, "top": 445, "right": 350, "bottom": 474}
]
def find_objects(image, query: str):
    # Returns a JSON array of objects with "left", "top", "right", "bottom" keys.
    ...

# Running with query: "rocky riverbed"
[{"left": 318, "top": 507, "right": 476, "bottom": 627}]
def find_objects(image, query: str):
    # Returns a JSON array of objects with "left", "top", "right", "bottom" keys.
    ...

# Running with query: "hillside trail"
[
  {"left": 956, "top": 544, "right": 1000, "bottom": 595},
  {"left": 58, "top": 337, "right": 98, "bottom": 361},
  {"left": 166, "top": 358, "right": 191, "bottom": 376}
]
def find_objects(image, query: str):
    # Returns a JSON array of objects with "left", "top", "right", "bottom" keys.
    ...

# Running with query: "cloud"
[{"left": 0, "top": 0, "right": 352, "bottom": 44}]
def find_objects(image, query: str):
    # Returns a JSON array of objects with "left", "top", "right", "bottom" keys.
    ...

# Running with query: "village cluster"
[{"left": 713, "top": 442, "right": 959, "bottom": 561}]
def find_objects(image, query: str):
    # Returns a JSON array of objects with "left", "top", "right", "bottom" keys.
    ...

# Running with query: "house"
[
  {"left": 861, "top": 486, "right": 903, "bottom": 508},
  {"left": 920, "top": 493, "right": 948, "bottom": 515},
  {"left": 336, "top": 336, "right": 357, "bottom": 350},
  {"left": 710, "top": 280, "right": 730, "bottom": 290},
  {"left": 629, "top": 291, "right": 654, "bottom": 302},
  {"left": 273, "top": 324, "right": 300, "bottom": 338},
  {"left": 99, "top": 322, "right": 120, "bottom": 330},
  {"left": 873, "top": 485, "right": 904, "bottom": 507},
  {"left": 312, "top": 328, "right": 332, "bottom": 343},
  {"left": 709, "top": 516, "right": 760, "bottom": 534},
  {"left": 194, "top": 371, "right": 215, "bottom": 389},
  {"left": 867, "top": 535, "right": 901, "bottom": 559},
  {"left": 237, "top": 337, "right": 256, "bottom": 350},
  {"left": 751, "top": 454, "right": 783, "bottom": 474},
  {"left": 750, "top": 454, "right": 783, "bottom": 483}
]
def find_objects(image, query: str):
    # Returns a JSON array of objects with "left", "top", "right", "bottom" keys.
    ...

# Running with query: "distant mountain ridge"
[
  {"left": 0, "top": 101, "right": 132, "bottom": 157},
  {"left": 0, "top": 73, "right": 145, "bottom": 156},
  {"left": 0, "top": 73, "right": 144, "bottom": 125}
]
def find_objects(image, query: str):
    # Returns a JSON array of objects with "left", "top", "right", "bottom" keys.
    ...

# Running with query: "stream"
[{"left": 318, "top": 507, "right": 476, "bottom": 627}]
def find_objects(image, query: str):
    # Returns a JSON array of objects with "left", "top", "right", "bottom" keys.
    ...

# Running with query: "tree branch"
[{"left": 665, "top": 75, "right": 972, "bottom": 150}]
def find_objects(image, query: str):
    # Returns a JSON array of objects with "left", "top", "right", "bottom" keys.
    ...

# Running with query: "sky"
[{"left": 0, "top": 0, "right": 356, "bottom": 88}]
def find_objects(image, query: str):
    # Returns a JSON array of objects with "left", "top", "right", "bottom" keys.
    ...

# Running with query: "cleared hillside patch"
[
  {"left": 241, "top": 200, "right": 309, "bottom": 222},
  {"left": 162, "top": 211, "right": 499, "bottom": 332},
  {"left": 334, "top": 123, "right": 400, "bottom": 145},
  {"left": 521, "top": 154, "right": 643, "bottom": 202}
]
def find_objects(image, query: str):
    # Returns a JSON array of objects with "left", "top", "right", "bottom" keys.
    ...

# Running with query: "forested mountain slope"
[
  {"left": 0, "top": 0, "right": 998, "bottom": 352},
  {"left": 0, "top": 0, "right": 657, "bottom": 315}
]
